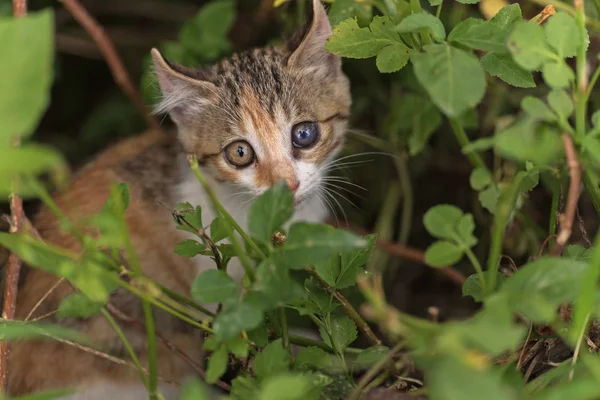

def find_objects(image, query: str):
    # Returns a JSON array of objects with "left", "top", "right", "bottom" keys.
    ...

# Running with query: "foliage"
[{"left": 4, "top": 0, "right": 600, "bottom": 399}]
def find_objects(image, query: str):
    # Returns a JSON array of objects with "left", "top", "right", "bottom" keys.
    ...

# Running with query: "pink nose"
[{"left": 287, "top": 179, "right": 300, "bottom": 193}]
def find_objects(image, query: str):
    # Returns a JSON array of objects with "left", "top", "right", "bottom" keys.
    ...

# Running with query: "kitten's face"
[{"left": 152, "top": 0, "right": 351, "bottom": 205}]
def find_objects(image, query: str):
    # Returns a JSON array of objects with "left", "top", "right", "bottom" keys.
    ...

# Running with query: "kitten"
[{"left": 7, "top": 0, "right": 350, "bottom": 398}]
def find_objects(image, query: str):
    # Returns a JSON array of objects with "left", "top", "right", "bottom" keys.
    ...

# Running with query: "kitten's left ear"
[{"left": 287, "top": 0, "right": 341, "bottom": 74}]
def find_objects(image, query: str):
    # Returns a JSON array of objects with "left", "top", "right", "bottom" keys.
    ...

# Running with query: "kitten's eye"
[
  {"left": 224, "top": 141, "right": 255, "bottom": 168},
  {"left": 291, "top": 122, "right": 319, "bottom": 148}
]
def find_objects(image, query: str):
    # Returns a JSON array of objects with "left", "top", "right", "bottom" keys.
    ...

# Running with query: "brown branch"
[
  {"left": 550, "top": 134, "right": 582, "bottom": 256},
  {"left": 307, "top": 267, "right": 382, "bottom": 347},
  {"left": 58, "top": 0, "right": 160, "bottom": 131},
  {"left": 105, "top": 304, "right": 232, "bottom": 392},
  {"left": 173, "top": 211, "right": 222, "bottom": 270},
  {"left": 330, "top": 221, "right": 467, "bottom": 286}
]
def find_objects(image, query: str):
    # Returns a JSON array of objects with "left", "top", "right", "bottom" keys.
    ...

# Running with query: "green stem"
[
  {"left": 158, "top": 284, "right": 215, "bottom": 319},
  {"left": 448, "top": 118, "right": 487, "bottom": 170},
  {"left": 101, "top": 309, "right": 148, "bottom": 388},
  {"left": 585, "top": 62, "right": 600, "bottom": 101},
  {"left": 582, "top": 170, "right": 600, "bottom": 214},
  {"left": 394, "top": 153, "right": 413, "bottom": 244},
  {"left": 409, "top": 0, "right": 433, "bottom": 44},
  {"left": 280, "top": 309, "right": 290, "bottom": 350},
  {"left": 575, "top": 0, "right": 587, "bottom": 142},
  {"left": 435, "top": 1, "right": 443, "bottom": 18},
  {"left": 485, "top": 172, "right": 529, "bottom": 295},
  {"left": 123, "top": 241, "right": 158, "bottom": 400},
  {"left": 464, "top": 247, "right": 485, "bottom": 289},
  {"left": 189, "top": 156, "right": 260, "bottom": 281}
]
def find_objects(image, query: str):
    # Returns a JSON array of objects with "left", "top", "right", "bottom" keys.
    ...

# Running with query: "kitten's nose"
[{"left": 287, "top": 179, "right": 300, "bottom": 193}]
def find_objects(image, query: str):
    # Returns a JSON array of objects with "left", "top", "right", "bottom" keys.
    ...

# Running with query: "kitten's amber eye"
[
  {"left": 291, "top": 122, "right": 319, "bottom": 148},
  {"left": 224, "top": 141, "right": 255, "bottom": 168}
]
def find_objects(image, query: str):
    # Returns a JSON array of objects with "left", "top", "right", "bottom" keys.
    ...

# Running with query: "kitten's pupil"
[{"left": 236, "top": 146, "right": 245, "bottom": 158}]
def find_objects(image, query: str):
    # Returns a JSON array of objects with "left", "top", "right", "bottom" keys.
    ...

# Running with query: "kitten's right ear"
[{"left": 151, "top": 48, "right": 217, "bottom": 126}]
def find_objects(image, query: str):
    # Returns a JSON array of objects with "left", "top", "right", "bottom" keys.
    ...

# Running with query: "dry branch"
[
  {"left": 550, "top": 134, "right": 582, "bottom": 256},
  {"left": 58, "top": 0, "right": 160, "bottom": 131},
  {"left": 0, "top": 0, "right": 28, "bottom": 392}
]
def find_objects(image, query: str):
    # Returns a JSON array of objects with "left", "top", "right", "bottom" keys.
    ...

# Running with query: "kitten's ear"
[
  {"left": 287, "top": 0, "right": 340, "bottom": 74},
  {"left": 151, "top": 48, "right": 217, "bottom": 126}
]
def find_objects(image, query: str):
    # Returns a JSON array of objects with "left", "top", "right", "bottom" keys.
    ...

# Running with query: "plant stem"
[
  {"left": 101, "top": 309, "right": 148, "bottom": 388},
  {"left": 409, "top": 0, "right": 433, "bottom": 44},
  {"left": 448, "top": 118, "right": 487, "bottom": 170},
  {"left": 158, "top": 285, "right": 215, "bottom": 318},
  {"left": 585, "top": 62, "right": 600, "bottom": 100},
  {"left": 582, "top": 169, "right": 600, "bottom": 214},
  {"left": 574, "top": 0, "right": 587, "bottom": 142},
  {"left": 347, "top": 341, "right": 404, "bottom": 400},
  {"left": 307, "top": 267, "right": 382, "bottom": 347},
  {"left": 188, "top": 155, "right": 260, "bottom": 281},
  {"left": 464, "top": 247, "right": 485, "bottom": 288},
  {"left": 436, "top": 1, "right": 443, "bottom": 18},
  {"left": 280, "top": 309, "right": 290, "bottom": 350},
  {"left": 394, "top": 153, "right": 413, "bottom": 244},
  {"left": 123, "top": 239, "right": 158, "bottom": 400}
]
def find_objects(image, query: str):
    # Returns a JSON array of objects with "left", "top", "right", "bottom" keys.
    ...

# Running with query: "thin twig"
[
  {"left": 348, "top": 341, "right": 404, "bottom": 400},
  {"left": 25, "top": 278, "right": 65, "bottom": 321},
  {"left": 550, "top": 134, "right": 582, "bottom": 256},
  {"left": 170, "top": 208, "right": 222, "bottom": 270},
  {"left": 307, "top": 267, "right": 382, "bottom": 347},
  {"left": 330, "top": 221, "right": 467, "bottom": 285},
  {"left": 105, "top": 304, "right": 232, "bottom": 392},
  {"left": 58, "top": 0, "right": 160, "bottom": 130}
]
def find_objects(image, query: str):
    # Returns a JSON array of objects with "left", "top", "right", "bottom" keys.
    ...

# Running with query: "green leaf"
[
  {"left": 470, "top": 167, "right": 493, "bottom": 190},
  {"left": 226, "top": 337, "right": 250, "bottom": 358},
  {"left": 411, "top": 43, "right": 486, "bottom": 117},
  {"left": 547, "top": 89, "right": 574, "bottom": 120},
  {"left": 247, "top": 262, "right": 305, "bottom": 310},
  {"left": 352, "top": 346, "right": 389, "bottom": 372},
  {"left": 462, "top": 273, "right": 506, "bottom": 302},
  {"left": 174, "top": 239, "right": 205, "bottom": 258},
  {"left": 326, "top": 17, "right": 398, "bottom": 59},
  {"left": 455, "top": 0, "right": 480, "bottom": 4},
  {"left": 542, "top": 61, "right": 574, "bottom": 89},
  {"left": 423, "top": 204, "right": 464, "bottom": 240},
  {"left": 210, "top": 216, "right": 230, "bottom": 243},
  {"left": 424, "top": 241, "right": 464, "bottom": 267},
  {"left": 174, "top": 204, "right": 203, "bottom": 236},
  {"left": 180, "top": 379, "right": 209, "bottom": 400},
  {"left": 0, "top": 10, "right": 54, "bottom": 145},
  {"left": 294, "top": 347, "right": 332, "bottom": 370},
  {"left": 375, "top": 43, "right": 410, "bottom": 73},
  {"left": 337, "top": 234, "right": 377, "bottom": 288},
  {"left": 544, "top": 12, "right": 580, "bottom": 58},
  {"left": 521, "top": 97, "right": 556, "bottom": 122},
  {"left": 567, "top": 244, "right": 594, "bottom": 262},
  {"left": 448, "top": 18, "right": 509, "bottom": 53},
  {"left": 396, "top": 12, "right": 446, "bottom": 42},
  {"left": 494, "top": 119, "right": 562, "bottom": 165},
  {"left": 0, "top": 233, "right": 112, "bottom": 303},
  {"left": 56, "top": 293, "right": 104, "bottom": 319},
  {"left": 490, "top": 4, "right": 522, "bottom": 28},
  {"left": 258, "top": 374, "right": 317, "bottom": 400},
  {"left": 206, "top": 346, "right": 229, "bottom": 384},
  {"left": 179, "top": 0, "right": 235, "bottom": 61},
  {"left": 508, "top": 22, "right": 555, "bottom": 70},
  {"left": 319, "top": 315, "right": 357, "bottom": 351},
  {"left": 329, "top": 0, "right": 371, "bottom": 26},
  {"left": 254, "top": 339, "right": 291, "bottom": 381},
  {"left": 479, "top": 185, "right": 501, "bottom": 213},
  {"left": 0, "top": 144, "right": 64, "bottom": 177},
  {"left": 457, "top": 214, "right": 477, "bottom": 247},
  {"left": 248, "top": 181, "right": 294, "bottom": 243},
  {"left": 191, "top": 270, "right": 237, "bottom": 304},
  {"left": 271, "top": 223, "right": 365, "bottom": 270},
  {"left": 480, "top": 53, "right": 535, "bottom": 88},
  {"left": 499, "top": 256, "right": 589, "bottom": 322},
  {"left": 213, "top": 301, "right": 263, "bottom": 340},
  {"left": 0, "top": 320, "right": 89, "bottom": 343}
]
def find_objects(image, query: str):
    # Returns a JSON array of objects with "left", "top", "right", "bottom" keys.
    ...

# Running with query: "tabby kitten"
[{"left": 7, "top": 0, "right": 351, "bottom": 398}]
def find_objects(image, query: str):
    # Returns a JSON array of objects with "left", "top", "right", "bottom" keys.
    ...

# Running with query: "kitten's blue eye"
[
  {"left": 292, "top": 122, "right": 319, "bottom": 148},
  {"left": 224, "top": 140, "right": 255, "bottom": 168}
]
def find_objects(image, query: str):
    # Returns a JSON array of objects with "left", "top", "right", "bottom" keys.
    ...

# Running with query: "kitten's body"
[{"left": 7, "top": 1, "right": 350, "bottom": 398}]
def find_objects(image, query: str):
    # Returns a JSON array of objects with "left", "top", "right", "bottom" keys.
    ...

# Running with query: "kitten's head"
[{"left": 152, "top": 0, "right": 350, "bottom": 205}]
